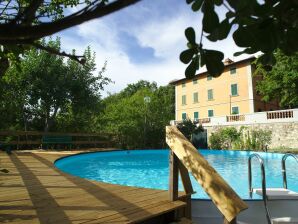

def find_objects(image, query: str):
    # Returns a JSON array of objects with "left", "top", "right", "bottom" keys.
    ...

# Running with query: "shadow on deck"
[{"left": 0, "top": 151, "right": 186, "bottom": 224}]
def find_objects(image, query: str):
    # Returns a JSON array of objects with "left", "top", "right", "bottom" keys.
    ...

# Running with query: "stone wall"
[{"left": 203, "top": 121, "right": 298, "bottom": 150}]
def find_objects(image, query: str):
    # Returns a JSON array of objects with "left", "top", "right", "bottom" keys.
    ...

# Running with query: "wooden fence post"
[{"left": 169, "top": 150, "right": 179, "bottom": 201}]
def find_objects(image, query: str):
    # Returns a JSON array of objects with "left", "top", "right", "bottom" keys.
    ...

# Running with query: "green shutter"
[
  {"left": 230, "top": 67, "right": 236, "bottom": 74},
  {"left": 194, "top": 112, "right": 199, "bottom": 119},
  {"left": 231, "top": 84, "right": 238, "bottom": 96},
  {"left": 208, "top": 89, "right": 213, "bottom": 100},
  {"left": 232, "top": 107, "right": 239, "bottom": 114},
  {"left": 182, "top": 113, "right": 187, "bottom": 120},
  {"left": 193, "top": 92, "right": 198, "bottom": 103},
  {"left": 182, "top": 95, "right": 186, "bottom": 105},
  {"left": 208, "top": 110, "right": 214, "bottom": 117}
]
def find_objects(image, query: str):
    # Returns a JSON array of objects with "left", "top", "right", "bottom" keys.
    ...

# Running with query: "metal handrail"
[
  {"left": 282, "top": 153, "right": 298, "bottom": 189},
  {"left": 248, "top": 153, "right": 271, "bottom": 224}
]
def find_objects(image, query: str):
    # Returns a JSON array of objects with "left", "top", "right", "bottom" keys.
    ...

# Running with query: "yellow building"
[{"left": 170, "top": 57, "right": 279, "bottom": 121}]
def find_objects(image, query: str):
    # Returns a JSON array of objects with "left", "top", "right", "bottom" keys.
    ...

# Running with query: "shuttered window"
[
  {"left": 208, "top": 110, "right": 214, "bottom": 117},
  {"left": 182, "top": 95, "right": 187, "bottom": 105},
  {"left": 208, "top": 89, "right": 213, "bottom": 100},
  {"left": 194, "top": 112, "right": 199, "bottom": 119},
  {"left": 193, "top": 92, "right": 198, "bottom": 103},
  {"left": 231, "top": 84, "right": 238, "bottom": 96}
]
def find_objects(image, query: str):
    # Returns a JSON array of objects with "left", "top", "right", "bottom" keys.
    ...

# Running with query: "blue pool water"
[{"left": 55, "top": 149, "right": 298, "bottom": 199}]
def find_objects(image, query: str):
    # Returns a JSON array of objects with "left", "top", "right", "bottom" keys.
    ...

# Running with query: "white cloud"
[{"left": 58, "top": 0, "right": 256, "bottom": 97}]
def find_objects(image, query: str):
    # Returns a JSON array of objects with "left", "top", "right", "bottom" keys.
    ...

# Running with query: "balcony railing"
[
  {"left": 226, "top": 114, "right": 246, "bottom": 122},
  {"left": 267, "top": 110, "right": 293, "bottom": 119},
  {"left": 172, "top": 109, "right": 298, "bottom": 126}
]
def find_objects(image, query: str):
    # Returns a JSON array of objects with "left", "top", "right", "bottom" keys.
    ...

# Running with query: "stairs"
[
  {"left": 271, "top": 217, "right": 298, "bottom": 224},
  {"left": 253, "top": 188, "right": 298, "bottom": 200}
]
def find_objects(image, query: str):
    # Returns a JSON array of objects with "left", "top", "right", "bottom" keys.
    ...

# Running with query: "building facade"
[{"left": 170, "top": 57, "right": 279, "bottom": 121}]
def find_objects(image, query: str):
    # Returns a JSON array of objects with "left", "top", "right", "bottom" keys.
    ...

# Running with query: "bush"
[
  {"left": 209, "top": 127, "right": 240, "bottom": 150},
  {"left": 177, "top": 118, "right": 204, "bottom": 142},
  {"left": 209, "top": 126, "right": 272, "bottom": 151}
]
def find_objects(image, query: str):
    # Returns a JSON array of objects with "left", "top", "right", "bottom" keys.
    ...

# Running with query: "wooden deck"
[{"left": 0, "top": 151, "right": 186, "bottom": 224}]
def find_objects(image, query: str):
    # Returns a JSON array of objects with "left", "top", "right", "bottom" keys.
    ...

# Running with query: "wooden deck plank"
[{"left": 0, "top": 151, "right": 186, "bottom": 224}]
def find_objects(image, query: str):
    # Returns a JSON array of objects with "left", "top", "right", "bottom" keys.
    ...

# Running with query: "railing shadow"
[{"left": 30, "top": 153, "right": 155, "bottom": 223}]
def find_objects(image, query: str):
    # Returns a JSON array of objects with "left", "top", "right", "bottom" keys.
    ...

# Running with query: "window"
[
  {"left": 208, "top": 89, "right": 214, "bottom": 100},
  {"left": 231, "top": 84, "right": 238, "bottom": 96},
  {"left": 207, "top": 74, "right": 212, "bottom": 81},
  {"left": 194, "top": 112, "right": 199, "bottom": 120},
  {"left": 193, "top": 79, "right": 198, "bottom": 84},
  {"left": 193, "top": 92, "right": 198, "bottom": 103},
  {"left": 182, "top": 95, "right": 187, "bottom": 105},
  {"left": 208, "top": 109, "right": 214, "bottom": 117},
  {"left": 232, "top": 106, "right": 239, "bottom": 114},
  {"left": 230, "top": 67, "right": 236, "bottom": 74},
  {"left": 182, "top": 82, "right": 186, "bottom": 87},
  {"left": 182, "top": 113, "right": 187, "bottom": 120}
]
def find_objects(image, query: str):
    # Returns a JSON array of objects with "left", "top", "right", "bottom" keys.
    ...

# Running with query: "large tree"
[
  {"left": 255, "top": 50, "right": 298, "bottom": 109},
  {"left": 0, "top": 0, "right": 140, "bottom": 75},
  {"left": 99, "top": 81, "right": 175, "bottom": 148},
  {"left": 3, "top": 38, "right": 110, "bottom": 132},
  {"left": 0, "top": 0, "right": 297, "bottom": 78}
]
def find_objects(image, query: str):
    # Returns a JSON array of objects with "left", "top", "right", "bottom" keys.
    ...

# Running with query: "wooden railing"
[
  {"left": 226, "top": 114, "right": 246, "bottom": 122},
  {"left": 267, "top": 110, "right": 294, "bottom": 119},
  {"left": 0, "top": 131, "right": 113, "bottom": 149},
  {"left": 166, "top": 126, "right": 248, "bottom": 223}
]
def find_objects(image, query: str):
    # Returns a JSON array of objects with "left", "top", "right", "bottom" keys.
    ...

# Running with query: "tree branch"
[
  {"left": 0, "top": 0, "right": 142, "bottom": 42},
  {"left": 22, "top": 0, "right": 44, "bottom": 24},
  {"left": 31, "top": 42, "right": 85, "bottom": 65}
]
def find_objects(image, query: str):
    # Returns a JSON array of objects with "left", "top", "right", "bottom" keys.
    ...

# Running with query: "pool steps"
[
  {"left": 253, "top": 188, "right": 298, "bottom": 200},
  {"left": 248, "top": 153, "right": 298, "bottom": 224},
  {"left": 191, "top": 200, "right": 298, "bottom": 224}
]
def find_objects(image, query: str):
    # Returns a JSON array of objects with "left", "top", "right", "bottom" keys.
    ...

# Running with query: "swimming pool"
[{"left": 55, "top": 149, "right": 298, "bottom": 199}]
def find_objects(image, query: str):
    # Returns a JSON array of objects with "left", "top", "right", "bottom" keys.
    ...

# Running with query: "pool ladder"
[{"left": 248, "top": 153, "right": 298, "bottom": 224}]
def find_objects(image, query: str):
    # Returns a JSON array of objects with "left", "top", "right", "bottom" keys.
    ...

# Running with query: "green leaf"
[
  {"left": 234, "top": 48, "right": 258, "bottom": 57},
  {"left": 202, "top": 2, "right": 219, "bottom": 33},
  {"left": 257, "top": 53, "right": 276, "bottom": 65},
  {"left": 185, "top": 27, "right": 196, "bottom": 44},
  {"left": 186, "top": 0, "right": 195, "bottom": 4},
  {"left": 202, "top": 49, "right": 224, "bottom": 76},
  {"left": 226, "top": 11, "right": 235, "bottom": 18},
  {"left": 227, "top": 0, "right": 249, "bottom": 10},
  {"left": 185, "top": 57, "right": 199, "bottom": 78},
  {"left": 191, "top": 0, "right": 204, "bottom": 11},
  {"left": 213, "top": 0, "right": 223, "bottom": 6},
  {"left": 206, "top": 19, "right": 231, "bottom": 41},
  {"left": 180, "top": 49, "right": 195, "bottom": 64}
]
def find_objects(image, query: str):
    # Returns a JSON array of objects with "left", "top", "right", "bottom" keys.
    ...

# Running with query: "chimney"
[{"left": 224, "top": 58, "right": 234, "bottom": 65}]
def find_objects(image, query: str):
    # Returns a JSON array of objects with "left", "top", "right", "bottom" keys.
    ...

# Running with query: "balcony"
[{"left": 171, "top": 109, "right": 298, "bottom": 127}]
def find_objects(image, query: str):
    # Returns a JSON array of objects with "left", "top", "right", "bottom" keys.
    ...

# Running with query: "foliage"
[
  {"left": 255, "top": 50, "right": 298, "bottom": 108},
  {"left": 209, "top": 126, "right": 272, "bottom": 151},
  {"left": 0, "top": 1, "right": 297, "bottom": 79},
  {"left": 98, "top": 81, "right": 175, "bottom": 148},
  {"left": 181, "top": 0, "right": 298, "bottom": 77},
  {"left": 2, "top": 38, "right": 110, "bottom": 132},
  {"left": 176, "top": 118, "right": 204, "bottom": 142},
  {"left": 209, "top": 127, "right": 240, "bottom": 150},
  {"left": 0, "top": 0, "right": 140, "bottom": 75}
]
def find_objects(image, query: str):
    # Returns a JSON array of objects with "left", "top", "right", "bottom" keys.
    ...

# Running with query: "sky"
[{"left": 57, "top": 0, "right": 251, "bottom": 96}]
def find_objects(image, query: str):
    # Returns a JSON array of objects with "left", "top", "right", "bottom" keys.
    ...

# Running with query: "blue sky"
[{"left": 58, "top": 0, "right": 251, "bottom": 96}]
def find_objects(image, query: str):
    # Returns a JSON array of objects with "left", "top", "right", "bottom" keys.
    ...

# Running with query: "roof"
[{"left": 169, "top": 56, "right": 256, "bottom": 85}]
